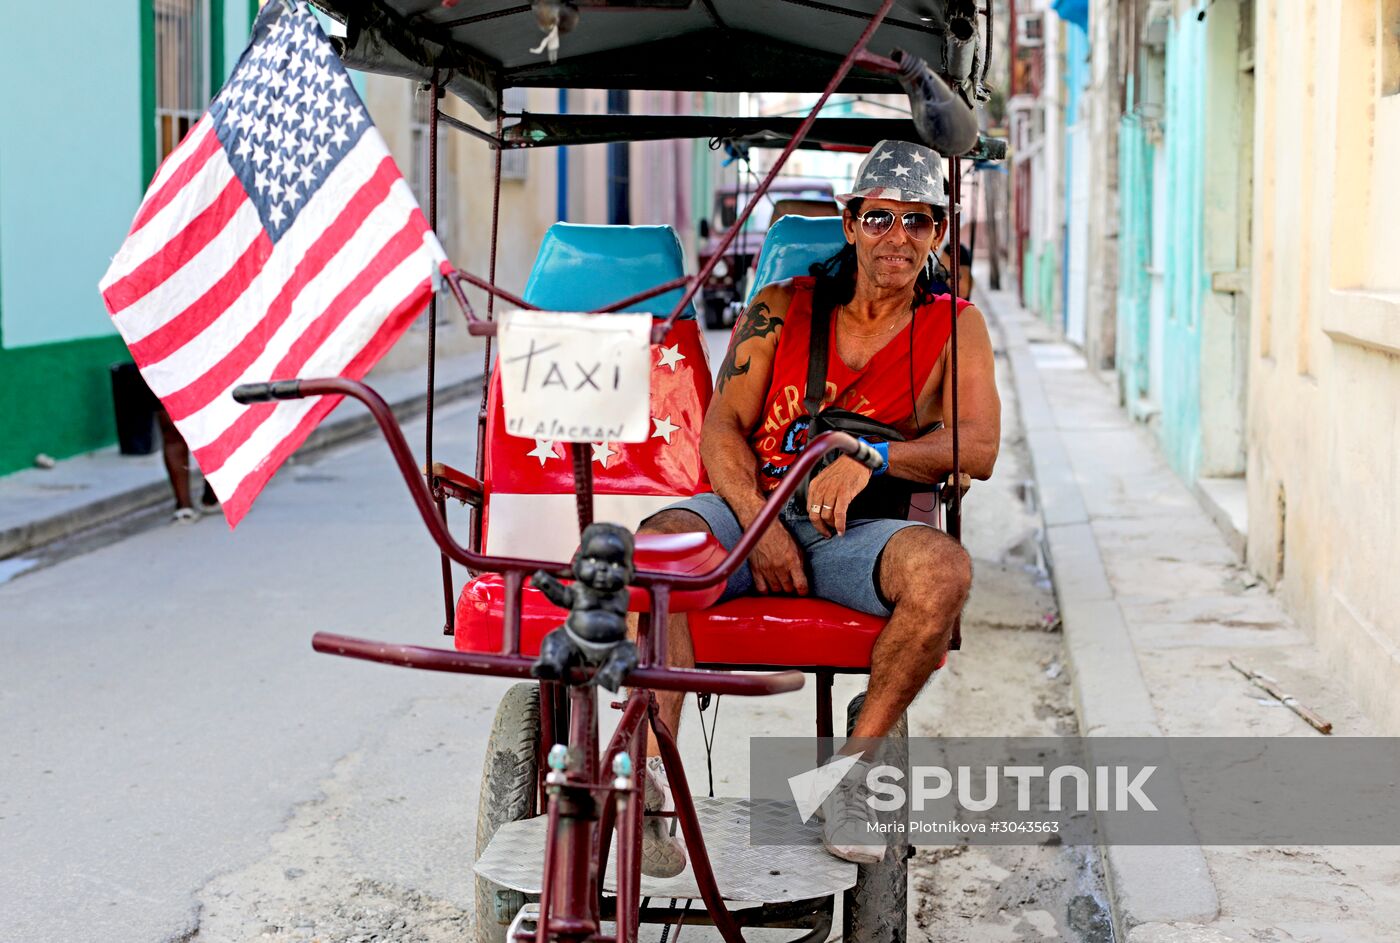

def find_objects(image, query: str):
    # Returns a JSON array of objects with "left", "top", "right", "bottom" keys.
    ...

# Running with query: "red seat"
[{"left": 456, "top": 533, "right": 731, "bottom": 655}]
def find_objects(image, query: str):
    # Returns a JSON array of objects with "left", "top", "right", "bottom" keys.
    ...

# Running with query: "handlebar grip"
[
  {"left": 232, "top": 379, "right": 303, "bottom": 404},
  {"left": 851, "top": 438, "right": 885, "bottom": 472},
  {"left": 892, "top": 48, "right": 980, "bottom": 157}
]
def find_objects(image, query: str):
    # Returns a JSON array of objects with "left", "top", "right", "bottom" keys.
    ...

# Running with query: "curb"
[
  {"left": 979, "top": 290, "right": 1221, "bottom": 937},
  {"left": 0, "top": 373, "right": 482, "bottom": 561}
]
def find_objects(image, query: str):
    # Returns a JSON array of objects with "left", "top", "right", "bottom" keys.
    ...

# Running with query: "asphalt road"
[
  {"left": 0, "top": 394, "right": 505, "bottom": 943},
  {"left": 1, "top": 326, "right": 1106, "bottom": 943}
]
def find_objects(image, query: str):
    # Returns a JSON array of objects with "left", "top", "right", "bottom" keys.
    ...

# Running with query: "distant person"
[
  {"left": 156, "top": 407, "right": 218, "bottom": 524},
  {"left": 931, "top": 242, "right": 973, "bottom": 299}
]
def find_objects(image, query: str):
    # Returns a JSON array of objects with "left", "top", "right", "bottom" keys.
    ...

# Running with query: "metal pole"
[
  {"left": 426, "top": 76, "right": 456, "bottom": 637},
  {"left": 948, "top": 155, "right": 963, "bottom": 652},
  {"left": 654, "top": 0, "right": 901, "bottom": 339},
  {"left": 471, "top": 95, "right": 506, "bottom": 555}
]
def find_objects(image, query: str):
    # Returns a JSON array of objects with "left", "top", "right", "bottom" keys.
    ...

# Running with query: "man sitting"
[{"left": 635, "top": 140, "right": 1002, "bottom": 871}]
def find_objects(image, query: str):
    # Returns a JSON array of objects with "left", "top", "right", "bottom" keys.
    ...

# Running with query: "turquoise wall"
[
  {"left": 1022, "top": 241, "right": 1059, "bottom": 324},
  {"left": 1116, "top": 106, "right": 1152, "bottom": 404},
  {"left": 0, "top": 1, "right": 256, "bottom": 475},
  {"left": 1158, "top": 10, "right": 1208, "bottom": 481},
  {"left": 0, "top": 4, "right": 146, "bottom": 348}
]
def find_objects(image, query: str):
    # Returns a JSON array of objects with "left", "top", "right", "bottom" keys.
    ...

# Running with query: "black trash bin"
[{"left": 109, "top": 362, "right": 158, "bottom": 455}]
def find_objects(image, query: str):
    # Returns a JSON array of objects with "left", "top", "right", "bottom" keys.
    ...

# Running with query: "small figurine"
[{"left": 530, "top": 522, "right": 639, "bottom": 692}]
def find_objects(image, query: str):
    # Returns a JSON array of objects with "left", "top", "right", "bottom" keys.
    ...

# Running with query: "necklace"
[{"left": 838, "top": 306, "right": 908, "bottom": 339}]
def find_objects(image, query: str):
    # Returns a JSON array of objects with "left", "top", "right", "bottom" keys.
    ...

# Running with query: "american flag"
[{"left": 99, "top": 2, "right": 448, "bottom": 527}]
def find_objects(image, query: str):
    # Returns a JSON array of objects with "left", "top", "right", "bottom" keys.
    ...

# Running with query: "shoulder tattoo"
[{"left": 717, "top": 301, "right": 783, "bottom": 394}]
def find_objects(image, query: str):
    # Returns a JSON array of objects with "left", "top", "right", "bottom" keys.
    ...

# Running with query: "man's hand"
[
  {"left": 806, "top": 456, "right": 873, "bottom": 537},
  {"left": 748, "top": 523, "right": 810, "bottom": 596}
]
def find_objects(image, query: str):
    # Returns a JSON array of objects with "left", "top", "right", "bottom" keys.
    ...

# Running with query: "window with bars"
[{"left": 154, "top": 0, "right": 212, "bottom": 160}]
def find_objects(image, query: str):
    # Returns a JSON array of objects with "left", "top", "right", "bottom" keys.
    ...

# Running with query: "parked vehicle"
[{"left": 697, "top": 178, "right": 838, "bottom": 329}]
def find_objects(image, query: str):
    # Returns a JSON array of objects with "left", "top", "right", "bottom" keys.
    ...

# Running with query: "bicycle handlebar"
[{"left": 231, "top": 377, "right": 881, "bottom": 590}]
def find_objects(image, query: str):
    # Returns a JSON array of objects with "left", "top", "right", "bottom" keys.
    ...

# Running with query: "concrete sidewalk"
[
  {"left": 0, "top": 345, "right": 484, "bottom": 569},
  {"left": 981, "top": 286, "right": 1400, "bottom": 943}
]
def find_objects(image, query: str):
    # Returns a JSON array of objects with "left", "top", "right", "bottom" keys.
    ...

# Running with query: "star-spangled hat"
[{"left": 836, "top": 139, "right": 947, "bottom": 208}]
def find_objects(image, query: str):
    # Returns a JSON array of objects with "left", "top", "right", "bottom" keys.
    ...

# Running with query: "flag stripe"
[
  {"left": 134, "top": 138, "right": 390, "bottom": 401},
  {"left": 144, "top": 114, "right": 215, "bottom": 199},
  {"left": 192, "top": 212, "right": 431, "bottom": 472},
  {"left": 100, "top": 152, "right": 236, "bottom": 293},
  {"left": 158, "top": 155, "right": 405, "bottom": 422},
  {"left": 130, "top": 123, "right": 222, "bottom": 235},
  {"left": 113, "top": 200, "right": 264, "bottom": 347},
  {"left": 126, "top": 230, "right": 274, "bottom": 365},
  {"left": 103, "top": 177, "right": 247, "bottom": 313},
  {"left": 213, "top": 277, "right": 434, "bottom": 527},
  {"left": 202, "top": 244, "right": 436, "bottom": 498}
]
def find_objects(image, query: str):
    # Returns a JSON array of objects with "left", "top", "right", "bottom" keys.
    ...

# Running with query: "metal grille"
[{"left": 154, "top": 0, "right": 212, "bottom": 160}]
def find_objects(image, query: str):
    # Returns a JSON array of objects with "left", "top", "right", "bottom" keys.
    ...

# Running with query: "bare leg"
[
  {"left": 629, "top": 509, "right": 708, "bottom": 754},
  {"left": 156, "top": 407, "right": 193, "bottom": 510},
  {"left": 845, "top": 526, "right": 972, "bottom": 748}
]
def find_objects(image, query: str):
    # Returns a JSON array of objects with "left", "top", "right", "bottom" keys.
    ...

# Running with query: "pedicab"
[{"left": 234, "top": 2, "right": 1004, "bottom": 941}]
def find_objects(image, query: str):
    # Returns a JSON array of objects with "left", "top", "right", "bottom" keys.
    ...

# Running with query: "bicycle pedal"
[{"left": 506, "top": 902, "right": 540, "bottom": 942}]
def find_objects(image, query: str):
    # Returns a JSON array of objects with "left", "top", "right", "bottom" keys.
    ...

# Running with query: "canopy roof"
[{"left": 312, "top": 0, "right": 984, "bottom": 119}]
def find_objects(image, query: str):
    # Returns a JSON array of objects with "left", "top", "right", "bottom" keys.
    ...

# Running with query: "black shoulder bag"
[{"left": 793, "top": 302, "right": 923, "bottom": 521}]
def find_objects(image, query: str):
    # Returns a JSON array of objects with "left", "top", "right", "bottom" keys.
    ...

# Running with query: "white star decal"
[
  {"left": 651, "top": 416, "right": 680, "bottom": 444},
  {"left": 892, "top": 164, "right": 911, "bottom": 178},
  {"left": 657, "top": 344, "right": 686, "bottom": 371},
  {"left": 591, "top": 442, "right": 616, "bottom": 467},
  {"left": 874, "top": 148, "right": 895, "bottom": 162},
  {"left": 911, "top": 152, "right": 926, "bottom": 164},
  {"left": 527, "top": 439, "right": 557, "bottom": 466}
]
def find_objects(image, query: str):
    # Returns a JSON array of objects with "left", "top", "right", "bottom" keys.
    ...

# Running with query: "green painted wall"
[
  {"left": 1158, "top": 10, "right": 1208, "bottom": 481},
  {"left": 0, "top": 1, "right": 256, "bottom": 476},
  {"left": 0, "top": 335, "right": 134, "bottom": 474}
]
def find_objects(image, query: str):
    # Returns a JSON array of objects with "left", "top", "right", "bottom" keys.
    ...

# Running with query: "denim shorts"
[{"left": 648, "top": 492, "right": 930, "bottom": 617}]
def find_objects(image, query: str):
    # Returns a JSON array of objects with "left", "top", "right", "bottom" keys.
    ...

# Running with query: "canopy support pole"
[
  {"left": 947, "top": 153, "right": 963, "bottom": 651},
  {"left": 652, "top": 0, "right": 901, "bottom": 342},
  {"left": 425, "top": 76, "right": 457, "bottom": 638}
]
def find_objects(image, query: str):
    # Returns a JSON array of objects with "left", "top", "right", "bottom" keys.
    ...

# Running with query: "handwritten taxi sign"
[{"left": 497, "top": 310, "right": 653, "bottom": 443}]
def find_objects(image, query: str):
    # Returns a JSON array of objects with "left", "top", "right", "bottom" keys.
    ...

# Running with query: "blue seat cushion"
[
  {"left": 747, "top": 216, "right": 847, "bottom": 303},
  {"left": 522, "top": 223, "right": 696, "bottom": 318}
]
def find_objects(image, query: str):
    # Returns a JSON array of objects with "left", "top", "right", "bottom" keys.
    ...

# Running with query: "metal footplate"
[{"left": 474, "top": 797, "right": 856, "bottom": 902}]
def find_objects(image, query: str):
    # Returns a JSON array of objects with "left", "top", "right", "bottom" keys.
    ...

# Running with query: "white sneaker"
[
  {"left": 816, "top": 758, "right": 886, "bottom": 864},
  {"left": 639, "top": 756, "right": 687, "bottom": 878}
]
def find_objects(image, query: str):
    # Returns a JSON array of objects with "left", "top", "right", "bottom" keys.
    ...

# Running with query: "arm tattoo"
[{"left": 717, "top": 302, "right": 783, "bottom": 394}]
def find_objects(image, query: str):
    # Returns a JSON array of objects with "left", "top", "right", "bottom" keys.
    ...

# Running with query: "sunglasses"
[{"left": 857, "top": 209, "right": 937, "bottom": 241}]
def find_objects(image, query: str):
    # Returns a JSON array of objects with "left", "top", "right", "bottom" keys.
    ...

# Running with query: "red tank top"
[{"left": 751, "top": 276, "right": 969, "bottom": 492}]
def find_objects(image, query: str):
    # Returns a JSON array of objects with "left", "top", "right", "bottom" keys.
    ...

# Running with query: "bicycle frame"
[{"left": 243, "top": 375, "right": 871, "bottom": 943}]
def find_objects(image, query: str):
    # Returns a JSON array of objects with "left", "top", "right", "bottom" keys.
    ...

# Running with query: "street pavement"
[{"left": 981, "top": 286, "right": 1400, "bottom": 943}]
